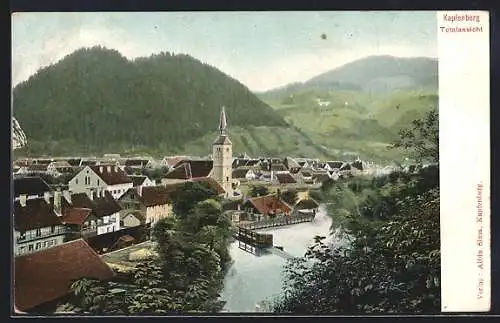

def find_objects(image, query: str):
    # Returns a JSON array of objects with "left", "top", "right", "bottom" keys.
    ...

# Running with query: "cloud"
[
  {"left": 12, "top": 23, "right": 437, "bottom": 92},
  {"left": 228, "top": 44, "right": 438, "bottom": 92},
  {"left": 12, "top": 26, "right": 151, "bottom": 86}
]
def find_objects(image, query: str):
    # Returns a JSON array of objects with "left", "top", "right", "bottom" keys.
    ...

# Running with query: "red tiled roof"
[
  {"left": 140, "top": 185, "right": 174, "bottom": 207},
  {"left": 14, "top": 198, "right": 62, "bottom": 232},
  {"left": 14, "top": 239, "right": 114, "bottom": 312},
  {"left": 70, "top": 191, "right": 121, "bottom": 218},
  {"left": 89, "top": 165, "right": 132, "bottom": 185},
  {"left": 165, "top": 156, "right": 188, "bottom": 167},
  {"left": 275, "top": 173, "right": 297, "bottom": 184},
  {"left": 164, "top": 163, "right": 190, "bottom": 180},
  {"left": 165, "top": 160, "right": 213, "bottom": 180},
  {"left": 246, "top": 195, "right": 292, "bottom": 215},
  {"left": 61, "top": 207, "right": 92, "bottom": 225},
  {"left": 191, "top": 177, "right": 225, "bottom": 195}
]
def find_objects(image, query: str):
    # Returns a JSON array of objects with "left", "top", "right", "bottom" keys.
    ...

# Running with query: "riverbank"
[{"left": 219, "top": 205, "right": 334, "bottom": 312}]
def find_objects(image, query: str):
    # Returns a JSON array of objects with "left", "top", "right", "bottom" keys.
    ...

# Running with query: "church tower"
[{"left": 212, "top": 106, "right": 233, "bottom": 198}]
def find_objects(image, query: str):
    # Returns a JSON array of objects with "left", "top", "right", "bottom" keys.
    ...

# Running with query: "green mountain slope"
[
  {"left": 14, "top": 46, "right": 330, "bottom": 158},
  {"left": 258, "top": 56, "right": 439, "bottom": 162},
  {"left": 259, "top": 55, "right": 438, "bottom": 100}
]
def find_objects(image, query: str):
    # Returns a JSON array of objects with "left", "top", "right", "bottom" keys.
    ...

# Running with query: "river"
[{"left": 219, "top": 205, "right": 335, "bottom": 312}]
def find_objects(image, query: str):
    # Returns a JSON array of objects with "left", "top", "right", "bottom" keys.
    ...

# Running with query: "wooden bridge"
[
  {"left": 239, "top": 213, "right": 315, "bottom": 230},
  {"left": 234, "top": 213, "right": 315, "bottom": 258}
]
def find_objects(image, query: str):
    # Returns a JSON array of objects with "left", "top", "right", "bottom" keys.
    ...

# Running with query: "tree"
[
  {"left": 273, "top": 111, "right": 441, "bottom": 314},
  {"left": 273, "top": 189, "right": 440, "bottom": 314},
  {"left": 170, "top": 182, "right": 218, "bottom": 218},
  {"left": 392, "top": 107, "right": 438, "bottom": 163},
  {"left": 250, "top": 185, "right": 270, "bottom": 197}
]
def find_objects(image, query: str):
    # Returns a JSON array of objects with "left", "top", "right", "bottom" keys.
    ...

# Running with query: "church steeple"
[{"left": 219, "top": 106, "right": 227, "bottom": 135}]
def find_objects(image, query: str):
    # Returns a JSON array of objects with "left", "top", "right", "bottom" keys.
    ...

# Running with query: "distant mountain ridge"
[
  {"left": 13, "top": 46, "right": 324, "bottom": 157},
  {"left": 259, "top": 55, "right": 438, "bottom": 98}
]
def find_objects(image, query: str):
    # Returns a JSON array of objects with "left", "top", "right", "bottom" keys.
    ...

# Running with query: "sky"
[{"left": 11, "top": 11, "right": 438, "bottom": 92}]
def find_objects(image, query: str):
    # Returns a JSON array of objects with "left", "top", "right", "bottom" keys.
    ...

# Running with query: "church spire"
[{"left": 219, "top": 106, "right": 227, "bottom": 135}]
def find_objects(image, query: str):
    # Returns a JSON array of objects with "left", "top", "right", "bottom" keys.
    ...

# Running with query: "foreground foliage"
[
  {"left": 58, "top": 183, "right": 232, "bottom": 314},
  {"left": 272, "top": 107, "right": 440, "bottom": 313}
]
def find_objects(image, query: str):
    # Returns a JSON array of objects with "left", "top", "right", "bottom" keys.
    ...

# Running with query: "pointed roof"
[{"left": 219, "top": 106, "right": 227, "bottom": 135}]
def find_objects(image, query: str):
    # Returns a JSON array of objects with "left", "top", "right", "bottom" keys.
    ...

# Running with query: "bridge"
[{"left": 233, "top": 213, "right": 314, "bottom": 258}]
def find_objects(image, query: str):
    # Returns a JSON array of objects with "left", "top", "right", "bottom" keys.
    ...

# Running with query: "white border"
[{"left": 438, "top": 10, "right": 491, "bottom": 312}]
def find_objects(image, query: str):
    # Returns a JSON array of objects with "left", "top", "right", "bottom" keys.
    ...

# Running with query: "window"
[
  {"left": 19, "top": 246, "right": 26, "bottom": 254},
  {"left": 19, "top": 232, "right": 26, "bottom": 240},
  {"left": 28, "top": 245, "right": 33, "bottom": 251},
  {"left": 75, "top": 178, "right": 79, "bottom": 185},
  {"left": 51, "top": 225, "right": 55, "bottom": 233},
  {"left": 36, "top": 228, "right": 41, "bottom": 237},
  {"left": 35, "top": 242, "right": 41, "bottom": 250},
  {"left": 226, "top": 148, "right": 229, "bottom": 152},
  {"left": 226, "top": 176, "right": 229, "bottom": 182},
  {"left": 97, "top": 179, "right": 100, "bottom": 186}
]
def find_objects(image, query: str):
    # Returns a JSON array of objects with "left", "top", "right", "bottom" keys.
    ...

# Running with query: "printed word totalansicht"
[{"left": 440, "top": 26, "right": 483, "bottom": 33}]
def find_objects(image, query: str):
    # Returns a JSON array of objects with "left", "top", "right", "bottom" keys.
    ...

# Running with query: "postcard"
[{"left": 11, "top": 10, "right": 490, "bottom": 315}]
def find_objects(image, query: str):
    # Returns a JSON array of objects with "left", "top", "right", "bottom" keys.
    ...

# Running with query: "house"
[
  {"left": 13, "top": 197, "right": 68, "bottom": 256},
  {"left": 14, "top": 176, "right": 52, "bottom": 201},
  {"left": 70, "top": 191, "right": 121, "bottom": 236},
  {"left": 14, "top": 239, "right": 114, "bottom": 313},
  {"left": 339, "top": 163, "right": 353, "bottom": 176},
  {"left": 60, "top": 206, "right": 96, "bottom": 240},
  {"left": 68, "top": 165, "right": 133, "bottom": 200},
  {"left": 284, "top": 157, "right": 302, "bottom": 174},
  {"left": 274, "top": 172, "right": 297, "bottom": 186},
  {"left": 293, "top": 198, "right": 320, "bottom": 215},
  {"left": 46, "top": 161, "right": 73, "bottom": 177},
  {"left": 120, "top": 211, "right": 144, "bottom": 228},
  {"left": 242, "top": 194, "right": 292, "bottom": 219},
  {"left": 296, "top": 170, "right": 314, "bottom": 185},
  {"left": 66, "top": 158, "right": 82, "bottom": 167},
  {"left": 17, "top": 163, "right": 49, "bottom": 175},
  {"left": 325, "top": 161, "right": 344, "bottom": 171},
  {"left": 124, "top": 158, "right": 153, "bottom": 169},
  {"left": 232, "top": 168, "right": 258, "bottom": 181},
  {"left": 118, "top": 185, "right": 174, "bottom": 226},
  {"left": 160, "top": 155, "right": 189, "bottom": 169},
  {"left": 128, "top": 175, "right": 155, "bottom": 188},
  {"left": 312, "top": 173, "right": 331, "bottom": 185},
  {"left": 161, "top": 159, "right": 213, "bottom": 184},
  {"left": 190, "top": 177, "right": 226, "bottom": 196},
  {"left": 79, "top": 159, "right": 98, "bottom": 167}
]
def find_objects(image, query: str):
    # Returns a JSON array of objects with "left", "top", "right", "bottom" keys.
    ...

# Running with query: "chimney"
[
  {"left": 43, "top": 191, "right": 51, "bottom": 204},
  {"left": 107, "top": 166, "right": 111, "bottom": 173},
  {"left": 20, "top": 194, "right": 27, "bottom": 207},
  {"left": 54, "top": 190, "right": 62, "bottom": 216},
  {"left": 99, "top": 166, "right": 104, "bottom": 173}
]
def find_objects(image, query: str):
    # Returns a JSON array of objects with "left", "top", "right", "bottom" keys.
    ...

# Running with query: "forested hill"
[{"left": 13, "top": 46, "right": 293, "bottom": 156}]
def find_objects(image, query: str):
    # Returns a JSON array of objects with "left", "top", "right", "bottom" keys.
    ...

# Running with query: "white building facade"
[{"left": 211, "top": 106, "right": 233, "bottom": 198}]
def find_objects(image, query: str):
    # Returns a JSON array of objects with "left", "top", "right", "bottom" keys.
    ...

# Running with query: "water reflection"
[{"left": 220, "top": 205, "right": 333, "bottom": 312}]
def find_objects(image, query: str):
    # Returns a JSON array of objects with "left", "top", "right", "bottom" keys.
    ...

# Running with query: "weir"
[{"left": 233, "top": 213, "right": 315, "bottom": 257}]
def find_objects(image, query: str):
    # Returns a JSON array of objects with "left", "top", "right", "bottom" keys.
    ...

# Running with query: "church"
[{"left": 210, "top": 106, "right": 234, "bottom": 198}]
